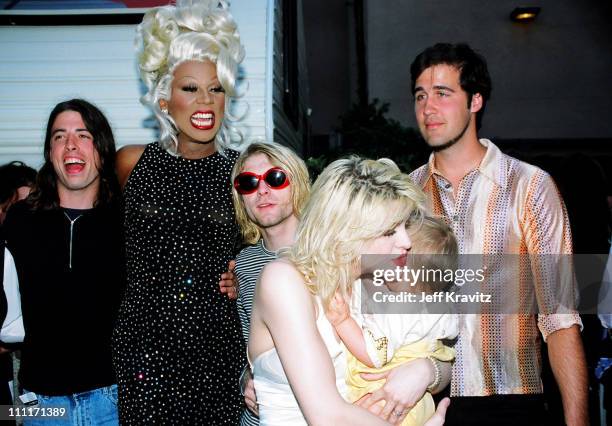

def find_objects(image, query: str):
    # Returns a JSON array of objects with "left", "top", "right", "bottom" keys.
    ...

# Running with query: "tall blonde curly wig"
[
  {"left": 136, "top": 0, "right": 245, "bottom": 155},
  {"left": 289, "top": 156, "right": 428, "bottom": 310}
]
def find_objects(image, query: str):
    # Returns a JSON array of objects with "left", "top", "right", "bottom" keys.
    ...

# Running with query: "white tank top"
[{"left": 251, "top": 297, "right": 347, "bottom": 425}]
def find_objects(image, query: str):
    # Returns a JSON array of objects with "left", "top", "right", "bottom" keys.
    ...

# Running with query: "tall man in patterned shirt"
[
  {"left": 408, "top": 43, "right": 588, "bottom": 425},
  {"left": 231, "top": 141, "right": 311, "bottom": 426}
]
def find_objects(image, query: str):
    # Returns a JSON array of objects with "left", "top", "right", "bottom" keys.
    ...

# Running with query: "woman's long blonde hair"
[{"left": 289, "top": 156, "right": 427, "bottom": 310}]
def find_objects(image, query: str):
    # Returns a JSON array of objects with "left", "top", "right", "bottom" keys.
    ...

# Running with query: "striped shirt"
[
  {"left": 410, "top": 139, "right": 582, "bottom": 397},
  {"left": 236, "top": 240, "right": 277, "bottom": 426}
]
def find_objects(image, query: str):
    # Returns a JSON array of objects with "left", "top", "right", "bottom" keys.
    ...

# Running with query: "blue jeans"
[{"left": 23, "top": 384, "right": 119, "bottom": 426}]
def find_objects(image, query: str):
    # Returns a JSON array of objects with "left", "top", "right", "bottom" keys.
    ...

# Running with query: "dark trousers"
[
  {"left": 443, "top": 394, "right": 547, "bottom": 426},
  {"left": 0, "top": 352, "right": 15, "bottom": 425}
]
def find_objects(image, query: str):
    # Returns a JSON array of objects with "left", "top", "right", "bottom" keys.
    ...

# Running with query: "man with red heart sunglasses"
[{"left": 229, "top": 141, "right": 311, "bottom": 426}]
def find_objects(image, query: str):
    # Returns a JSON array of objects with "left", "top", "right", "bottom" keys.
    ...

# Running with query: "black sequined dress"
[{"left": 113, "top": 142, "right": 245, "bottom": 425}]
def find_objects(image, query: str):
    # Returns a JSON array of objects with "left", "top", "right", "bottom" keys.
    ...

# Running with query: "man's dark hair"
[
  {"left": 29, "top": 99, "right": 120, "bottom": 210},
  {"left": 410, "top": 43, "right": 492, "bottom": 130},
  {"left": 0, "top": 161, "right": 37, "bottom": 205}
]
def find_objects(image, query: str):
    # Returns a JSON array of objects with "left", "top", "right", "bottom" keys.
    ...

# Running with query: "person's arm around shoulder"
[
  {"left": 252, "top": 260, "right": 387, "bottom": 426},
  {"left": 116, "top": 145, "right": 146, "bottom": 190}
]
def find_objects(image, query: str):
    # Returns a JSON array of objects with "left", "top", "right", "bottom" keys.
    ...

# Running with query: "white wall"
[
  {"left": 0, "top": 0, "right": 269, "bottom": 168},
  {"left": 229, "top": 0, "right": 268, "bottom": 147},
  {"left": 0, "top": 24, "right": 151, "bottom": 167}
]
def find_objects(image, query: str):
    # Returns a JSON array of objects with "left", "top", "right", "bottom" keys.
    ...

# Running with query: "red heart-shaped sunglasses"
[{"left": 233, "top": 167, "right": 290, "bottom": 194}]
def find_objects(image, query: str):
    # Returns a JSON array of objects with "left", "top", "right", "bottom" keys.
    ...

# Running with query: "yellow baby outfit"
[
  {"left": 347, "top": 281, "right": 458, "bottom": 425},
  {"left": 346, "top": 339, "right": 455, "bottom": 426}
]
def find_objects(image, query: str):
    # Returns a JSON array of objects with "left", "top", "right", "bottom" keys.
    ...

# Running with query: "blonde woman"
[
  {"left": 330, "top": 216, "right": 459, "bottom": 426},
  {"left": 248, "top": 157, "right": 450, "bottom": 425},
  {"left": 113, "top": 0, "right": 246, "bottom": 423}
]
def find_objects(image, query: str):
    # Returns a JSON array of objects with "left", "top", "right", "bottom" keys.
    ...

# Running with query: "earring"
[{"left": 161, "top": 107, "right": 169, "bottom": 114}]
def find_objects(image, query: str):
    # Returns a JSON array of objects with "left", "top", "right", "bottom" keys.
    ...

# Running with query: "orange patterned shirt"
[{"left": 409, "top": 139, "right": 582, "bottom": 396}]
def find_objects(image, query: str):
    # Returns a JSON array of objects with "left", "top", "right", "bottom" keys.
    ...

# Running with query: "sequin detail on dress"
[{"left": 113, "top": 142, "right": 245, "bottom": 425}]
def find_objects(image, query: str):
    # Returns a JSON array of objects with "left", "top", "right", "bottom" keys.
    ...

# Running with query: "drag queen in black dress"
[{"left": 113, "top": 1, "right": 246, "bottom": 423}]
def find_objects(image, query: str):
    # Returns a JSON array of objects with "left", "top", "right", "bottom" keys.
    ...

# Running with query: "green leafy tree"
[{"left": 307, "top": 99, "right": 425, "bottom": 179}]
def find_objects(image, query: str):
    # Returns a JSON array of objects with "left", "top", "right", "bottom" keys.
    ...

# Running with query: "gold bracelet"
[{"left": 426, "top": 356, "right": 441, "bottom": 392}]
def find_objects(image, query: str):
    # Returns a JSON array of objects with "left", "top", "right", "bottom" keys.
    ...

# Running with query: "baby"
[{"left": 328, "top": 216, "right": 459, "bottom": 426}]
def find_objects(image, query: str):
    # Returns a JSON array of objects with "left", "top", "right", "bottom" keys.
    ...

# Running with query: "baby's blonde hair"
[{"left": 408, "top": 215, "right": 458, "bottom": 292}]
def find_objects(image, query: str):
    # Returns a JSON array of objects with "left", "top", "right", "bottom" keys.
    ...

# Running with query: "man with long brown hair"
[{"left": 3, "top": 99, "right": 124, "bottom": 424}]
